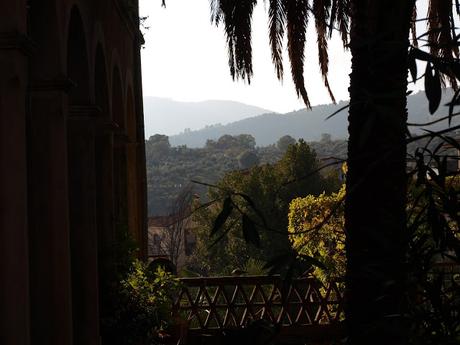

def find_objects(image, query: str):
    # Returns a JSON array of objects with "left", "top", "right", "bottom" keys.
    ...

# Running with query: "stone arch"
[
  {"left": 28, "top": 0, "right": 65, "bottom": 77},
  {"left": 67, "top": 5, "right": 90, "bottom": 104},
  {"left": 95, "top": 44, "right": 109, "bottom": 116}
]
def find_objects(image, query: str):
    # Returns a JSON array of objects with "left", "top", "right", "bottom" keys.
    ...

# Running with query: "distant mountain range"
[
  {"left": 165, "top": 89, "right": 458, "bottom": 147},
  {"left": 143, "top": 97, "right": 272, "bottom": 137}
]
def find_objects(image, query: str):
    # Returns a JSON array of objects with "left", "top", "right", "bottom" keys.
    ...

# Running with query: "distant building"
[{"left": 148, "top": 214, "right": 197, "bottom": 272}]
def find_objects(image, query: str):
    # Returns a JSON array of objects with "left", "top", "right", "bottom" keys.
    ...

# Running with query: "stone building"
[
  {"left": 1, "top": 1, "right": 147, "bottom": 344},
  {"left": 148, "top": 214, "right": 197, "bottom": 272}
]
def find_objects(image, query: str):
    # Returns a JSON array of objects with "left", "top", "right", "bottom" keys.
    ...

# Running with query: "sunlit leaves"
[{"left": 288, "top": 185, "right": 346, "bottom": 281}]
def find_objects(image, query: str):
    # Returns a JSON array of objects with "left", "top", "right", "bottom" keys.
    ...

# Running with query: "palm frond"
[
  {"left": 335, "top": 0, "right": 350, "bottom": 46},
  {"left": 411, "top": 2, "right": 418, "bottom": 47},
  {"left": 215, "top": 0, "right": 258, "bottom": 82},
  {"left": 427, "top": 0, "right": 458, "bottom": 58},
  {"left": 268, "top": 0, "right": 287, "bottom": 80},
  {"left": 427, "top": 0, "right": 458, "bottom": 88},
  {"left": 313, "top": 0, "right": 336, "bottom": 103},
  {"left": 285, "top": 0, "right": 311, "bottom": 108},
  {"left": 211, "top": 0, "right": 351, "bottom": 108},
  {"left": 210, "top": 0, "right": 221, "bottom": 24}
]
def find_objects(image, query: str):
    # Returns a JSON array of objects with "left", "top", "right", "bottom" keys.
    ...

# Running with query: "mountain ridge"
[
  {"left": 143, "top": 97, "right": 273, "bottom": 137},
  {"left": 168, "top": 89, "right": 459, "bottom": 147}
]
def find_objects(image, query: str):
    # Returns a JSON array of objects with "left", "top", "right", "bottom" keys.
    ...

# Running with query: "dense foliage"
[
  {"left": 102, "top": 261, "right": 182, "bottom": 345},
  {"left": 289, "top": 184, "right": 346, "bottom": 281},
  {"left": 186, "top": 140, "right": 340, "bottom": 276},
  {"left": 146, "top": 133, "right": 346, "bottom": 215},
  {"left": 285, "top": 142, "right": 460, "bottom": 344}
]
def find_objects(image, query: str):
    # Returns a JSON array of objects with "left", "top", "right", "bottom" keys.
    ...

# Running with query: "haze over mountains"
[
  {"left": 143, "top": 97, "right": 272, "bottom": 137},
  {"left": 144, "top": 89, "right": 458, "bottom": 147}
]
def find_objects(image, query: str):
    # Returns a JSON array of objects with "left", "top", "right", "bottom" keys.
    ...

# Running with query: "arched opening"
[
  {"left": 66, "top": 6, "right": 99, "bottom": 345},
  {"left": 67, "top": 7, "right": 90, "bottom": 105},
  {"left": 112, "top": 67, "right": 125, "bottom": 129},
  {"left": 95, "top": 46, "right": 109, "bottom": 116}
]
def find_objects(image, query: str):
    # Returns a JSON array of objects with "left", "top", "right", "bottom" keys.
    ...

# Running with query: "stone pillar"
[
  {"left": 131, "top": 9, "right": 149, "bottom": 259},
  {"left": 68, "top": 106, "right": 100, "bottom": 345},
  {"left": 94, "top": 129, "right": 116, "bottom": 318},
  {"left": 126, "top": 142, "right": 141, "bottom": 250},
  {"left": 113, "top": 135, "right": 129, "bottom": 236},
  {"left": 0, "top": 49, "right": 30, "bottom": 345},
  {"left": 0, "top": 2, "right": 31, "bottom": 342},
  {"left": 27, "top": 80, "right": 74, "bottom": 345}
]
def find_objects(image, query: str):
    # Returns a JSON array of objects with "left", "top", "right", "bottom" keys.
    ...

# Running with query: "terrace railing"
[{"left": 173, "top": 275, "right": 344, "bottom": 333}]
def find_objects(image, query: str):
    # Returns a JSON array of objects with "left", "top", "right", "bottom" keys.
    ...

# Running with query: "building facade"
[
  {"left": 0, "top": 1, "right": 147, "bottom": 344},
  {"left": 148, "top": 215, "right": 197, "bottom": 272}
]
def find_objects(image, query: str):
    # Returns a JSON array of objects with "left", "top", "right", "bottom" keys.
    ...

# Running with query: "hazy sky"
[
  {"left": 139, "top": 1, "right": 427, "bottom": 114},
  {"left": 139, "top": 0, "right": 353, "bottom": 113}
]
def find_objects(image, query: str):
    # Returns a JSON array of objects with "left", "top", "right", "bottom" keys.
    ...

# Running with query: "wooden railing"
[{"left": 173, "top": 275, "right": 344, "bottom": 331}]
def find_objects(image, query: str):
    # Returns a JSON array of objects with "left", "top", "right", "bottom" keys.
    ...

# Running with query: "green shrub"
[{"left": 103, "top": 260, "right": 182, "bottom": 345}]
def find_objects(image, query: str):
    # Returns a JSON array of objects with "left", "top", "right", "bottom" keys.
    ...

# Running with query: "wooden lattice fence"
[{"left": 173, "top": 275, "right": 344, "bottom": 331}]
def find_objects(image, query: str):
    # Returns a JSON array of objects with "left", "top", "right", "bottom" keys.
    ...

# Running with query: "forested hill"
[
  {"left": 170, "top": 89, "right": 458, "bottom": 147},
  {"left": 143, "top": 97, "right": 272, "bottom": 137},
  {"left": 146, "top": 134, "right": 347, "bottom": 216}
]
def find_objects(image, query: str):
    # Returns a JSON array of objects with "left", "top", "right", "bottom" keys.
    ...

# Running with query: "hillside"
[
  {"left": 146, "top": 134, "right": 347, "bottom": 216},
  {"left": 143, "top": 97, "right": 272, "bottom": 137},
  {"left": 170, "top": 89, "right": 458, "bottom": 147}
]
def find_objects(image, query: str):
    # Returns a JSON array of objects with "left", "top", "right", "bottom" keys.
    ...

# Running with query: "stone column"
[
  {"left": 94, "top": 127, "right": 116, "bottom": 321},
  {"left": 0, "top": 5, "right": 31, "bottom": 342},
  {"left": 27, "top": 79, "right": 74, "bottom": 345},
  {"left": 68, "top": 106, "right": 100, "bottom": 345},
  {"left": 126, "top": 142, "right": 141, "bottom": 250}
]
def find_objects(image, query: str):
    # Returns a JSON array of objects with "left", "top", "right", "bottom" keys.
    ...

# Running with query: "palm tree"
[{"left": 205, "top": 1, "right": 460, "bottom": 344}]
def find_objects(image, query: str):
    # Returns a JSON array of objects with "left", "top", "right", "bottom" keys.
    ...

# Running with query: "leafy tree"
[
  {"left": 188, "top": 141, "right": 339, "bottom": 275},
  {"left": 276, "top": 135, "right": 296, "bottom": 152},
  {"left": 235, "top": 134, "right": 256, "bottom": 149},
  {"left": 146, "top": 134, "right": 171, "bottom": 162},
  {"left": 237, "top": 150, "right": 260, "bottom": 169},
  {"left": 216, "top": 134, "right": 238, "bottom": 149}
]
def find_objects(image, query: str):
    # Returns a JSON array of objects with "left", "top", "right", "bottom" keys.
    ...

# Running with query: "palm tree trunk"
[{"left": 345, "top": 1, "right": 415, "bottom": 344}]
